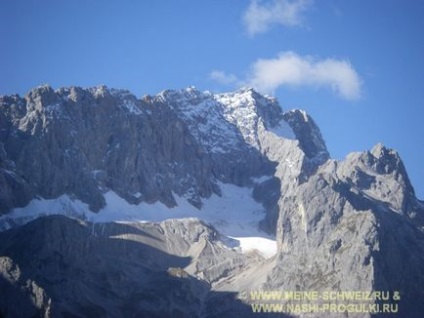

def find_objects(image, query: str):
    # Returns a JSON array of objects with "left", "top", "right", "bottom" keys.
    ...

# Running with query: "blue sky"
[{"left": 1, "top": 0, "right": 423, "bottom": 198}]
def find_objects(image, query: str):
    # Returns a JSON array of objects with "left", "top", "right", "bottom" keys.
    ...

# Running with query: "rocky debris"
[{"left": 0, "top": 215, "right": 270, "bottom": 317}]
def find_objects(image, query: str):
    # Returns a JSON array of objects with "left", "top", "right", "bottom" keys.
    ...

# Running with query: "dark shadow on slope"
[
  {"left": 370, "top": 208, "right": 424, "bottom": 318},
  {"left": 332, "top": 180, "right": 388, "bottom": 212},
  {"left": 88, "top": 220, "right": 163, "bottom": 242},
  {"left": 0, "top": 215, "right": 290, "bottom": 317},
  {"left": 253, "top": 176, "right": 282, "bottom": 235},
  {"left": 0, "top": 274, "right": 43, "bottom": 318}
]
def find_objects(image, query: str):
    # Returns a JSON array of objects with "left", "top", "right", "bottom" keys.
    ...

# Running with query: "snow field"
[{"left": 0, "top": 182, "right": 277, "bottom": 258}]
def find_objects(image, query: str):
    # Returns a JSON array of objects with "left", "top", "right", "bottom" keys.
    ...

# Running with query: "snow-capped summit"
[{"left": 152, "top": 86, "right": 298, "bottom": 152}]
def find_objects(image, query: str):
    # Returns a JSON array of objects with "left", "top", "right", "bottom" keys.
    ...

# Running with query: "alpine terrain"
[{"left": 0, "top": 85, "right": 423, "bottom": 317}]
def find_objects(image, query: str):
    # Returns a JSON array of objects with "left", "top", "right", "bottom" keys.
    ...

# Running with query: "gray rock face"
[
  {"left": 1, "top": 85, "right": 424, "bottom": 317},
  {"left": 0, "top": 86, "right": 281, "bottom": 215},
  {"left": 283, "top": 109, "right": 328, "bottom": 161},
  {"left": 267, "top": 145, "right": 424, "bottom": 317}
]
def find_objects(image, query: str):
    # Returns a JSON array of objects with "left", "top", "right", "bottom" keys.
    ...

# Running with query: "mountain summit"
[{"left": 0, "top": 85, "right": 423, "bottom": 317}]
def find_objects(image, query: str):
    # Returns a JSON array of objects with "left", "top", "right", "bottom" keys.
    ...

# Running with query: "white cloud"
[
  {"left": 209, "top": 70, "right": 239, "bottom": 86},
  {"left": 243, "top": 0, "right": 312, "bottom": 36},
  {"left": 210, "top": 52, "right": 362, "bottom": 100},
  {"left": 247, "top": 51, "right": 362, "bottom": 100}
]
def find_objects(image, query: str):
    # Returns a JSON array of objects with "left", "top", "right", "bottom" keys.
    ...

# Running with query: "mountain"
[{"left": 0, "top": 85, "right": 423, "bottom": 317}]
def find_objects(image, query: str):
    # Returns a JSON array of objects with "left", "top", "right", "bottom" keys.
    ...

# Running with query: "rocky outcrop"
[{"left": 266, "top": 144, "right": 424, "bottom": 317}]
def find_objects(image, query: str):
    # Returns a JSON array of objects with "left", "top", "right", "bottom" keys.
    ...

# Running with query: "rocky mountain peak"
[
  {"left": 218, "top": 87, "right": 284, "bottom": 127},
  {"left": 25, "top": 84, "right": 59, "bottom": 111},
  {"left": 370, "top": 142, "right": 409, "bottom": 176},
  {"left": 283, "top": 109, "right": 329, "bottom": 161},
  {"left": 156, "top": 86, "right": 213, "bottom": 108}
]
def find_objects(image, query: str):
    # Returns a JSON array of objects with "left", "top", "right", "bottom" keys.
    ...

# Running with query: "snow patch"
[
  {"left": 0, "top": 195, "right": 91, "bottom": 231},
  {"left": 158, "top": 88, "right": 241, "bottom": 153},
  {"left": 120, "top": 99, "right": 143, "bottom": 115},
  {"left": 230, "top": 236, "right": 277, "bottom": 259},
  {"left": 216, "top": 88, "right": 296, "bottom": 148},
  {"left": 216, "top": 90, "right": 262, "bottom": 148},
  {"left": 132, "top": 192, "right": 142, "bottom": 199},
  {"left": 0, "top": 182, "right": 277, "bottom": 258},
  {"left": 252, "top": 175, "right": 274, "bottom": 184}
]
